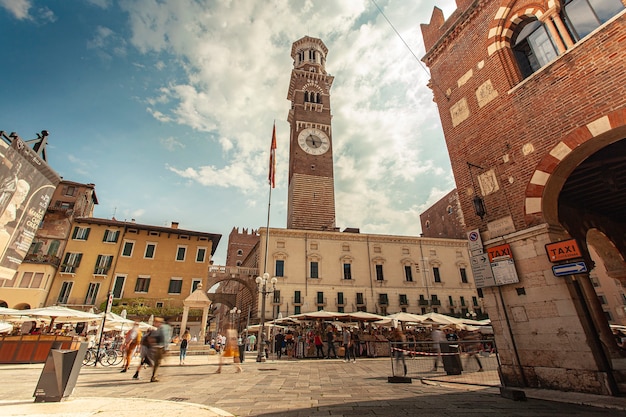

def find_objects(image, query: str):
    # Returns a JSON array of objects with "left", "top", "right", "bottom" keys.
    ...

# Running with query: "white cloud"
[
  {"left": 0, "top": 0, "right": 54, "bottom": 23},
  {"left": 114, "top": 0, "right": 458, "bottom": 237},
  {"left": 160, "top": 136, "right": 185, "bottom": 151},
  {"left": 0, "top": 0, "right": 31, "bottom": 20}
]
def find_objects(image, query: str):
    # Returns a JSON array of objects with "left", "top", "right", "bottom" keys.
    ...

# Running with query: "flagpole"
[
  {"left": 256, "top": 122, "right": 276, "bottom": 362},
  {"left": 264, "top": 185, "right": 272, "bottom": 274}
]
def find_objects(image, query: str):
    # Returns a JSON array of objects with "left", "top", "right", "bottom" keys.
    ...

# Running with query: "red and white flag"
[{"left": 268, "top": 123, "right": 277, "bottom": 188}]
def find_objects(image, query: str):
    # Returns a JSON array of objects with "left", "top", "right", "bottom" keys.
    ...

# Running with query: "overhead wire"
[{"left": 370, "top": 0, "right": 449, "bottom": 100}]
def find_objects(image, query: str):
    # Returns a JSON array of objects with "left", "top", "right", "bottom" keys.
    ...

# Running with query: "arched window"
[
  {"left": 512, "top": 19, "right": 558, "bottom": 79},
  {"left": 511, "top": 1, "right": 624, "bottom": 79}
]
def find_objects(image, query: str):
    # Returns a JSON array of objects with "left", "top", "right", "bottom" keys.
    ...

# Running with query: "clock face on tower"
[{"left": 297, "top": 128, "right": 330, "bottom": 155}]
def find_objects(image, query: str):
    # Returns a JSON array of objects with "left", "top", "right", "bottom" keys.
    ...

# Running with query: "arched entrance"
[{"left": 539, "top": 132, "right": 626, "bottom": 394}]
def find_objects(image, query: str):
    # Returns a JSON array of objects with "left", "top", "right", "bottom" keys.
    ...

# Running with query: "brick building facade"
[{"left": 421, "top": 0, "right": 626, "bottom": 394}]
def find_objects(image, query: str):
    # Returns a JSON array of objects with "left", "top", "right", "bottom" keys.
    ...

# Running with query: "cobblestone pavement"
[{"left": 1, "top": 353, "right": 626, "bottom": 417}]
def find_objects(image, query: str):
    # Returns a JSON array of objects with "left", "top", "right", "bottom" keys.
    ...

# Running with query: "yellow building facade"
[{"left": 46, "top": 218, "right": 220, "bottom": 313}]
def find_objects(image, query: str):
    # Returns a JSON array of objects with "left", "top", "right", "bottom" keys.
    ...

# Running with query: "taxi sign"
[
  {"left": 545, "top": 239, "right": 582, "bottom": 263},
  {"left": 487, "top": 243, "right": 512, "bottom": 262}
]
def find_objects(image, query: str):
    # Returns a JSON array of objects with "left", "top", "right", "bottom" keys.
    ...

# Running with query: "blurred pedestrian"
[
  {"left": 216, "top": 328, "right": 242, "bottom": 373},
  {"left": 121, "top": 322, "right": 141, "bottom": 373},
  {"left": 179, "top": 329, "right": 191, "bottom": 365}
]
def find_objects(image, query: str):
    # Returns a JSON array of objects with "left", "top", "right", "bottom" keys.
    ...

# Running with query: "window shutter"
[
  {"left": 72, "top": 227, "right": 78, "bottom": 239},
  {"left": 76, "top": 253, "right": 82, "bottom": 267}
]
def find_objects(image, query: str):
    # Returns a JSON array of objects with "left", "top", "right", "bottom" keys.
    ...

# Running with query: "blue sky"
[{"left": 0, "top": 0, "right": 457, "bottom": 264}]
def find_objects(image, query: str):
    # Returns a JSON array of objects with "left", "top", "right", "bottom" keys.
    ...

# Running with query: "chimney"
[{"left": 171, "top": 222, "right": 179, "bottom": 229}]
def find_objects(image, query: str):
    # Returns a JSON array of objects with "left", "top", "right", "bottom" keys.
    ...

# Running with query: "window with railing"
[
  {"left": 399, "top": 294, "right": 408, "bottom": 305},
  {"left": 273, "top": 290, "right": 281, "bottom": 304},
  {"left": 316, "top": 291, "right": 324, "bottom": 304},
  {"left": 356, "top": 292, "right": 364, "bottom": 305},
  {"left": 337, "top": 292, "right": 344, "bottom": 305},
  {"left": 294, "top": 290, "right": 301, "bottom": 304},
  {"left": 94, "top": 255, "right": 113, "bottom": 275},
  {"left": 61, "top": 252, "right": 82, "bottom": 273}
]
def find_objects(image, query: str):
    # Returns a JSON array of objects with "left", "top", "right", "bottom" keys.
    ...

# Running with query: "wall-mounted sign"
[
  {"left": 470, "top": 253, "right": 496, "bottom": 288},
  {"left": 545, "top": 239, "right": 582, "bottom": 263},
  {"left": 487, "top": 243, "right": 512, "bottom": 262},
  {"left": 491, "top": 258, "right": 520, "bottom": 285},
  {"left": 467, "top": 229, "right": 483, "bottom": 256},
  {"left": 552, "top": 262, "right": 588, "bottom": 277}
]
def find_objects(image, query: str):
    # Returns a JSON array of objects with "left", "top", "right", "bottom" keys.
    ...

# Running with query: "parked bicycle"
[{"left": 82, "top": 346, "right": 122, "bottom": 366}]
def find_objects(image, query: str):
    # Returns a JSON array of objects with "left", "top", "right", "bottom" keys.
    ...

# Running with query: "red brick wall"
[{"left": 421, "top": 1, "right": 626, "bottom": 233}]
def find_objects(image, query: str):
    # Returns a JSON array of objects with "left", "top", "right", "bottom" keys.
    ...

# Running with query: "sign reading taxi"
[
  {"left": 487, "top": 243, "right": 512, "bottom": 262},
  {"left": 545, "top": 239, "right": 582, "bottom": 263}
]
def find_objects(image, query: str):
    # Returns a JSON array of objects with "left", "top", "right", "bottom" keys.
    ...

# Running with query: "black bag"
[{"left": 181, "top": 338, "right": 188, "bottom": 349}]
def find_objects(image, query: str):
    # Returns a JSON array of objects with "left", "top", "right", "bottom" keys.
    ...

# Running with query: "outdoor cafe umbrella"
[
  {"left": 21, "top": 305, "right": 102, "bottom": 329},
  {"left": 343, "top": 311, "right": 386, "bottom": 322},
  {"left": 290, "top": 310, "right": 348, "bottom": 320},
  {"left": 0, "top": 307, "right": 20, "bottom": 315}
]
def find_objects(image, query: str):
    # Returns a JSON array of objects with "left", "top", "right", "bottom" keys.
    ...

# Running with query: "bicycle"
[{"left": 82, "top": 346, "right": 120, "bottom": 366}]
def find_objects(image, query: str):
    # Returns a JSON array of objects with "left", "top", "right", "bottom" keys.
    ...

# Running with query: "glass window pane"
[
  {"left": 528, "top": 26, "right": 558, "bottom": 67},
  {"left": 590, "top": 0, "right": 624, "bottom": 21},
  {"left": 566, "top": 0, "right": 600, "bottom": 38}
]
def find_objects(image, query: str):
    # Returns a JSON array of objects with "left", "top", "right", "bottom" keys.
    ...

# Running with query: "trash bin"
[
  {"left": 238, "top": 344, "right": 245, "bottom": 363},
  {"left": 34, "top": 342, "right": 88, "bottom": 402},
  {"left": 441, "top": 342, "right": 462, "bottom": 375}
]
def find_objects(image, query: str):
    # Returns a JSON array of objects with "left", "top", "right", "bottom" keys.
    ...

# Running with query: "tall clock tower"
[{"left": 286, "top": 36, "right": 336, "bottom": 231}]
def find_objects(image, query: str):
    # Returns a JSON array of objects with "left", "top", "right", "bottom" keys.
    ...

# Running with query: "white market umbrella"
[
  {"left": 290, "top": 310, "right": 348, "bottom": 320},
  {"left": 0, "top": 321, "right": 13, "bottom": 333},
  {"left": 22, "top": 305, "right": 102, "bottom": 328},
  {"left": 0, "top": 307, "right": 20, "bottom": 315},
  {"left": 343, "top": 311, "right": 386, "bottom": 322},
  {"left": 420, "top": 312, "right": 465, "bottom": 326}
]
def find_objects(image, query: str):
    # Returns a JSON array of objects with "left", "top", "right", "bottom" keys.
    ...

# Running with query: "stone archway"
[{"left": 527, "top": 119, "right": 626, "bottom": 395}]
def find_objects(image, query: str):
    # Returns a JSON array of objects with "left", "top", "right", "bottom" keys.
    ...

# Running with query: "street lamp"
[
  {"left": 230, "top": 306, "right": 241, "bottom": 332},
  {"left": 255, "top": 272, "right": 278, "bottom": 362},
  {"left": 466, "top": 310, "right": 477, "bottom": 320}
]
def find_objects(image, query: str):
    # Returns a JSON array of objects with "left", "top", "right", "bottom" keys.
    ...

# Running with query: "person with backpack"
[{"left": 179, "top": 329, "right": 191, "bottom": 365}]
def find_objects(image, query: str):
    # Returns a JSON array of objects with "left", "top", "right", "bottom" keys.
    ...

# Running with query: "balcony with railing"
[
  {"left": 292, "top": 296, "right": 303, "bottom": 306},
  {"left": 315, "top": 297, "right": 327, "bottom": 307},
  {"left": 335, "top": 297, "right": 346, "bottom": 307},
  {"left": 23, "top": 253, "right": 61, "bottom": 267}
]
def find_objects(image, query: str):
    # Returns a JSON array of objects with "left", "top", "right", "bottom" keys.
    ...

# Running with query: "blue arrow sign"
[{"left": 552, "top": 262, "right": 587, "bottom": 276}]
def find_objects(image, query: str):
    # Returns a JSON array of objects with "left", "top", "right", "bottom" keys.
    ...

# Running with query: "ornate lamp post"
[
  {"left": 255, "top": 272, "right": 278, "bottom": 362},
  {"left": 230, "top": 306, "right": 241, "bottom": 331},
  {"left": 466, "top": 310, "right": 477, "bottom": 320}
]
